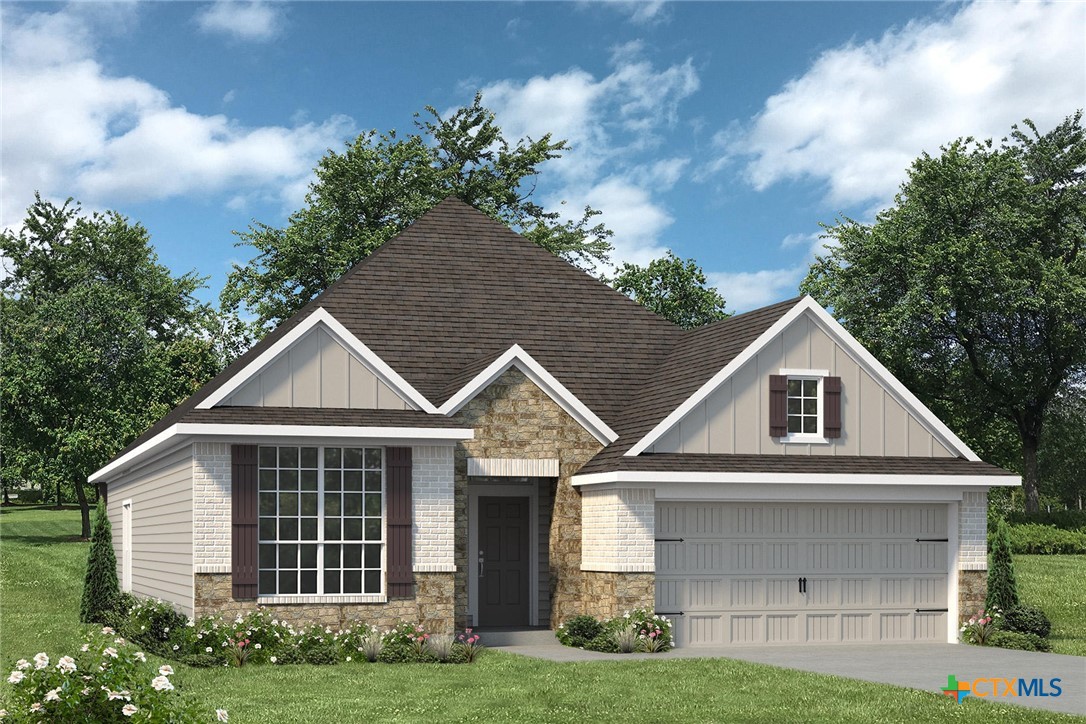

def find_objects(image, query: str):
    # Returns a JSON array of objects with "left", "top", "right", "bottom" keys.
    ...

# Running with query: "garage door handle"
[
  {"left": 798, "top": 577, "right": 807, "bottom": 593},
  {"left": 916, "top": 608, "right": 948, "bottom": 613},
  {"left": 656, "top": 611, "right": 684, "bottom": 616},
  {"left": 655, "top": 538, "right": 684, "bottom": 542},
  {"left": 915, "top": 538, "right": 949, "bottom": 542}
]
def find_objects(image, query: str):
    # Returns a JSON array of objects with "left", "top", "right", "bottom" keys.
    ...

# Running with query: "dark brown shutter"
[
  {"left": 823, "top": 376, "right": 842, "bottom": 439},
  {"left": 769, "top": 375, "right": 788, "bottom": 437},
  {"left": 385, "top": 447, "right": 414, "bottom": 599},
  {"left": 231, "top": 444, "right": 259, "bottom": 599}
]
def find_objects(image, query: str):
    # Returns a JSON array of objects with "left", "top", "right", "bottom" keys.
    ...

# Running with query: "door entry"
[{"left": 477, "top": 496, "right": 530, "bottom": 626}]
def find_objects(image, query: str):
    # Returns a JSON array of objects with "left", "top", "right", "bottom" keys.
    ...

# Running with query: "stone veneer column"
[
  {"left": 957, "top": 491, "right": 988, "bottom": 620},
  {"left": 580, "top": 488, "right": 656, "bottom": 620},
  {"left": 450, "top": 367, "right": 605, "bottom": 628}
]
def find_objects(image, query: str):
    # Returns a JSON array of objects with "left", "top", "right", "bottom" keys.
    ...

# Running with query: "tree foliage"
[
  {"left": 986, "top": 519, "right": 1020, "bottom": 613},
  {"left": 81, "top": 498, "right": 120, "bottom": 624},
  {"left": 803, "top": 112, "right": 1086, "bottom": 512},
  {"left": 1039, "top": 386, "right": 1086, "bottom": 510},
  {"left": 610, "top": 251, "right": 730, "bottom": 329},
  {"left": 1, "top": 196, "right": 230, "bottom": 536},
  {"left": 223, "top": 94, "right": 613, "bottom": 329}
]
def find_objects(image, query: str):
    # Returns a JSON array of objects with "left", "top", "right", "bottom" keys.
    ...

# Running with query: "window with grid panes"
[
  {"left": 257, "top": 446, "right": 384, "bottom": 596},
  {"left": 786, "top": 378, "right": 820, "bottom": 435}
]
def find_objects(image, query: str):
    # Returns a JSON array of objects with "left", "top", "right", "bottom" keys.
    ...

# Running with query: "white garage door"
[{"left": 655, "top": 502, "right": 949, "bottom": 646}]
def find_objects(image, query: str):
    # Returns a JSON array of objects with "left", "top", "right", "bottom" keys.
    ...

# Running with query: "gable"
[
  {"left": 642, "top": 299, "right": 973, "bottom": 459},
  {"left": 221, "top": 325, "right": 409, "bottom": 410}
]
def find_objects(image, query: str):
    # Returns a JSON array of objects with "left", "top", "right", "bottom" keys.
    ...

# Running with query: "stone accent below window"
[
  {"left": 193, "top": 572, "right": 455, "bottom": 633},
  {"left": 581, "top": 572, "right": 655, "bottom": 621},
  {"left": 958, "top": 569, "right": 987, "bottom": 623}
]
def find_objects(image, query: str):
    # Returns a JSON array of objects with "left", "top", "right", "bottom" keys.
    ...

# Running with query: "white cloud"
[
  {"left": 725, "top": 0, "right": 1084, "bottom": 207},
  {"left": 709, "top": 268, "right": 804, "bottom": 313},
  {"left": 478, "top": 43, "right": 698, "bottom": 269},
  {"left": 1, "top": 5, "right": 352, "bottom": 227},
  {"left": 196, "top": 1, "right": 283, "bottom": 42}
]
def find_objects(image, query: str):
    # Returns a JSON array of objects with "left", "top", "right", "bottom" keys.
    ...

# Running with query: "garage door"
[{"left": 655, "top": 502, "right": 949, "bottom": 646}]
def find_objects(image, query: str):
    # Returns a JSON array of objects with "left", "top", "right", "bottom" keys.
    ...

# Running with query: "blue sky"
[{"left": 3, "top": 1, "right": 1082, "bottom": 311}]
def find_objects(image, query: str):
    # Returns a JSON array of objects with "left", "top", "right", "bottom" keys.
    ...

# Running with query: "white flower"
[
  {"left": 56, "top": 656, "right": 77, "bottom": 674},
  {"left": 206, "top": 647, "right": 213, "bottom": 653},
  {"left": 33, "top": 653, "right": 49, "bottom": 670},
  {"left": 197, "top": 633, "right": 203, "bottom": 640},
  {"left": 216, "top": 709, "right": 230, "bottom": 722},
  {"left": 45, "top": 688, "right": 61, "bottom": 702},
  {"left": 15, "top": 660, "right": 30, "bottom": 670},
  {"left": 0, "top": 708, "right": 8, "bottom": 718},
  {"left": 80, "top": 643, "right": 90, "bottom": 652},
  {"left": 7, "top": 671, "right": 24, "bottom": 685},
  {"left": 269, "top": 656, "right": 277, "bottom": 663},
  {"left": 103, "top": 647, "right": 118, "bottom": 659},
  {"left": 107, "top": 690, "right": 130, "bottom": 701},
  {"left": 187, "top": 618, "right": 195, "bottom": 627},
  {"left": 30, "top": 703, "right": 42, "bottom": 713},
  {"left": 158, "top": 665, "right": 174, "bottom": 676},
  {"left": 150, "top": 676, "right": 174, "bottom": 692},
  {"left": 346, "top": 656, "right": 351, "bottom": 662},
  {"left": 101, "top": 627, "right": 114, "bottom": 635},
  {"left": 82, "top": 688, "right": 90, "bottom": 696},
  {"left": 254, "top": 643, "right": 261, "bottom": 649},
  {"left": 133, "top": 652, "right": 146, "bottom": 662},
  {"left": 163, "top": 627, "right": 170, "bottom": 633},
  {"left": 172, "top": 645, "right": 179, "bottom": 651},
  {"left": 122, "top": 704, "right": 138, "bottom": 717}
]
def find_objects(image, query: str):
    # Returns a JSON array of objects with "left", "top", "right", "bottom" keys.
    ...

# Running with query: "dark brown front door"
[{"left": 478, "top": 496, "right": 530, "bottom": 627}]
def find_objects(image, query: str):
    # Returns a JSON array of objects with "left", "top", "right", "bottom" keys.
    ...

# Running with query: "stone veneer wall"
[
  {"left": 581, "top": 573, "right": 655, "bottom": 620},
  {"left": 450, "top": 367, "right": 604, "bottom": 628},
  {"left": 959, "top": 491, "right": 988, "bottom": 571},
  {"left": 581, "top": 488, "right": 655, "bottom": 572},
  {"left": 194, "top": 572, "right": 455, "bottom": 632},
  {"left": 958, "top": 570, "right": 987, "bottom": 622}
]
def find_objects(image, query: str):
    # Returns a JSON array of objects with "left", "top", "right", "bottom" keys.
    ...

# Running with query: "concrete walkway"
[{"left": 496, "top": 641, "right": 1086, "bottom": 716}]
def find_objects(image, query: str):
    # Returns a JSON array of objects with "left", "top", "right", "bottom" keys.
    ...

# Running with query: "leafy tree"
[
  {"left": 610, "top": 251, "right": 730, "bottom": 329},
  {"left": 803, "top": 112, "right": 1086, "bottom": 512},
  {"left": 80, "top": 498, "right": 120, "bottom": 624},
  {"left": 1, "top": 196, "right": 229, "bottom": 537},
  {"left": 223, "top": 94, "right": 613, "bottom": 329},
  {"left": 1039, "top": 386, "right": 1086, "bottom": 510},
  {"left": 986, "top": 518, "right": 1020, "bottom": 613}
]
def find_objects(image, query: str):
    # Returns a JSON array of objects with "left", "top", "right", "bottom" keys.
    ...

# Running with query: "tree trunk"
[
  {"left": 73, "top": 480, "right": 91, "bottom": 540},
  {"left": 1021, "top": 434, "right": 1041, "bottom": 513}
]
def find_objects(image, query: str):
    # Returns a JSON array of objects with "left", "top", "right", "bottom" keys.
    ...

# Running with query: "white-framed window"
[
  {"left": 257, "top": 446, "right": 384, "bottom": 596},
  {"left": 779, "top": 368, "right": 829, "bottom": 442}
]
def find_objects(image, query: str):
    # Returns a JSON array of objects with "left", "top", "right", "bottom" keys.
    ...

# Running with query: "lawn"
[
  {"left": 1016, "top": 555, "right": 1086, "bottom": 656},
  {"left": 1, "top": 506, "right": 1083, "bottom": 723}
]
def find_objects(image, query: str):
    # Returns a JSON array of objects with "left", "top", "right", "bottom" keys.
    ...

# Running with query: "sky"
[{"left": 2, "top": 0, "right": 1083, "bottom": 312}]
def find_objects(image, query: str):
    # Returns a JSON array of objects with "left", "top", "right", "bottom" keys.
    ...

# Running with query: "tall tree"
[
  {"left": 1039, "top": 386, "right": 1086, "bottom": 510},
  {"left": 1, "top": 196, "right": 228, "bottom": 537},
  {"left": 803, "top": 112, "right": 1086, "bottom": 512},
  {"left": 223, "top": 94, "right": 613, "bottom": 330},
  {"left": 610, "top": 251, "right": 729, "bottom": 329}
]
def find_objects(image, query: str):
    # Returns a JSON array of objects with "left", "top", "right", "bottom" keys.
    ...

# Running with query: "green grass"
[
  {"left": 1, "top": 506, "right": 1083, "bottom": 723},
  {"left": 1015, "top": 554, "right": 1086, "bottom": 656}
]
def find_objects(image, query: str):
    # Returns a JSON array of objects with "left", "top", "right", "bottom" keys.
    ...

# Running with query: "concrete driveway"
[{"left": 497, "top": 642, "right": 1086, "bottom": 716}]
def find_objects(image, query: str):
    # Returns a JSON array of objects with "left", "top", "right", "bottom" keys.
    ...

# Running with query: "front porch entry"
[{"left": 466, "top": 461, "right": 556, "bottom": 628}]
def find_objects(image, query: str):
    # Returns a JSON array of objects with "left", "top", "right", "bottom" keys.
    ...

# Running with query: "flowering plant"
[
  {"left": 227, "top": 636, "right": 251, "bottom": 668},
  {"left": 456, "top": 628, "right": 484, "bottom": 663},
  {"left": 960, "top": 608, "right": 1002, "bottom": 645},
  {"left": 2, "top": 628, "right": 223, "bottom": 722}
]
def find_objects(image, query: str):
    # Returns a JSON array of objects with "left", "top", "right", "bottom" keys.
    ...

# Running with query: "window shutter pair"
[
  {"left": 230, "top": 445, "right": 414, "bottom": 600},
  {"left": 767, "top": 375, "right": 842, "bottom": 438}
]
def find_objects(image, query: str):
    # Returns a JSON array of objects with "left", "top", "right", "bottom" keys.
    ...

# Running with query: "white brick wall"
[
  {"left": 412, "top": 445, "right": 456, "bottom": 573},
  {"left": 581, "top": 488, "right": 655, "bottom": 572},
  {"left": 959, "top": 491, "right": 988, "bottom": 570},
  {"left": 193, "top": 442, "right": 232, "bottom": 573}
]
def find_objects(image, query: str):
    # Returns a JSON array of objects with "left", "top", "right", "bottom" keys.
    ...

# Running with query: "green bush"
[
  {"left": 179, "top": 652, "right": 221, "bottom": 668},
  {"left": 557, "top": 610, "right": 673, "bottom": 653},
  {"left": 1002, "top": 605, "right": 1052, "bottom": 638},
  {"left": 1007, "top": 509, "right": 1086, "bottom": 530},
  {"left": 123, "top": 597, "right": 189, "bottom": 651},
  {"left": 80, "top": 499, "right": 120, "bottom": 624},
  {"left": 987, "top": 519, "right": 1020, "bottom": 612},
  {"left": 988, "top": 630, "right": 1052, "bottom": 652},
  {"left": 998, "top": 523, "right": 1086, "bottom": 554},
  {"left": 556, "top": 615, "right": 604, "bottom": 648}
]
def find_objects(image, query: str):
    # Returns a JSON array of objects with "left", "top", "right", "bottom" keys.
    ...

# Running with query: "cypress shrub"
[
  {"left": 80, "top": 498, "right": 120, "bottom": 624},
  {"left": 986, "top": 518, "right": 1019, "bottom": 613}
]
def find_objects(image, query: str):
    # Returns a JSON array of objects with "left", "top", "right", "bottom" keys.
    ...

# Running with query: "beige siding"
[
  {"left": 108, "top": 445, "right": 194, "bottom": 615},
  {"left": 222, "top": 326, "right": 409, "bottom": 409},
  {"left": 652, "top": 312, "right": 957, "bottom": 458}
]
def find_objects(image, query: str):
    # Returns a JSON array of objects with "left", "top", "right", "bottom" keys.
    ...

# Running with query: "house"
[{"left": 89, "top": 198, "right": 1017, "bottom": 647}]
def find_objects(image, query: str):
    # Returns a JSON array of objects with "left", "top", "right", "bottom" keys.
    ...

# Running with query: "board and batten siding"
[
  {"left": 108, "top": 445, "right": 194, "bottom": 615},
  {"left": 651, "top": 313, "right": 956, "bottom": 457},
  {"left": 222, "top": 325, "right": 409, "bottom": 409}
]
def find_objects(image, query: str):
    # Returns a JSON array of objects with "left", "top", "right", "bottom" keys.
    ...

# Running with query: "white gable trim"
[
  {"left": 570, "top": 470, "right": 1019, "bottom": 487},
  {"left": 624, "top": 296, "right": 980, "bottom": 461},
  {"left": 196, "top": 307, "right": 439, "bottom": 413},
  {"left": 438, "top": 344, "right": 618, "bottom": 445},
  {"left": 89, "top": 423, "right": 473, "bottom": 484}
]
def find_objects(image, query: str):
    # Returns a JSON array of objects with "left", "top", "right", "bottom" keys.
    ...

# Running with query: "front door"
[{"left": 477, "top": 496, "right": 530, "bottom": 627}]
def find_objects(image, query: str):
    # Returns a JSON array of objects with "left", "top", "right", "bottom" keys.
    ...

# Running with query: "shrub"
[
  {"left": 1007, "top": 509, "right": 1086, "bottom": 530},
  {"left": 378, "top": 622, "right": 433, "bottom": 663},
  {"left": 556, "top": 615, "right": 604, "bottom": 648},
  {"left": 178, "top": 652, "right": 220, "bottom": 668},
  {"left": 987, "top": 519, "right": 1020, "bottom": 612},
  {"left": 455, "top": 629, "right": 483, "bottom": 663},
  {"left": 1, "top": 627, "right": 224, "bottom": 722},
  {"left": 612, "top": 624, "right": 639, "bottom": 653},
  {"left": 1000, "top": 523, "right": 1086, "bottom": 554},
  {"left": 1002, "top": 605, "right": 1052, "bottom": 638},
  {"left": 80, "top": 499, "right": 120, "bottom": 625},
  {"left": 959, "top": 609, "right": 1001, "bottom": 645},
  {"left": 988, "top": 630, "right": 1052, "bottom": 652},
  {"left": 123, "top": 598, "right": 189, "bottom": 653},
  {"left": 425, "top": 634, "right": 456, "bottom": 662}
]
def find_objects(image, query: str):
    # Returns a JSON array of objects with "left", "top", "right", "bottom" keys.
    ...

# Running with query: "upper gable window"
[{"left": 770, "top": 370, "right": 841, "bottom": 442}]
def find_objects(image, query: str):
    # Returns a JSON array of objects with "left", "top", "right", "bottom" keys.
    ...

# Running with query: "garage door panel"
[{"left": 655, "top": 502, "right": 950, "bottom": 647}]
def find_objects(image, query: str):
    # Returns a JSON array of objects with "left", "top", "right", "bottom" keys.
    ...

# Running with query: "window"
[
  {"left": 787, "top": 378, "right": 821, "bottom": 435},
  {"left": 257, "top": 446, "right": 383, "bottom": 596}
]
